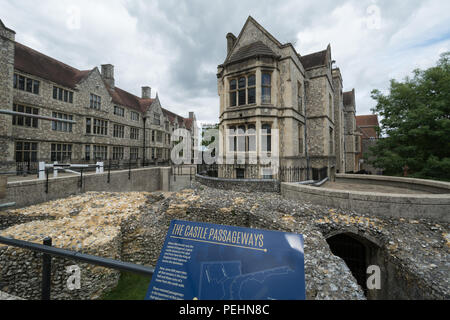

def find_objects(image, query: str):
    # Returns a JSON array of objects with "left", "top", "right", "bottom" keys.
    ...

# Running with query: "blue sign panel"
[{"left": 145, "top": 220, "right": 305, "bottom": 300}]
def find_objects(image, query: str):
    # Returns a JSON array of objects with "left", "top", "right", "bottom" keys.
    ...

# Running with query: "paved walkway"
[{"left": 323, "top": 182, "right": 432, "bottom": 194}]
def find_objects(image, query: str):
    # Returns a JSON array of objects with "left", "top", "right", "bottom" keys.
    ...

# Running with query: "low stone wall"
[
  {"left": 1, "top": 167, "right": 170, "bottom": 210},
  {"left": 281, "top": 178, "right": 450, "bottom": 222},
  {"left": 336, "top": 174, "right": 450, "bottom": 194},
  {"left": 195, "top": 174, "right": 280, "bottom": 193}
]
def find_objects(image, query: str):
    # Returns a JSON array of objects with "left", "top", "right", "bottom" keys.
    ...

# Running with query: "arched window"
[
  {"left": 247, "top": 124, "right": 256, "bottom": 152},
  {"left": 261, "top": 124, "right": 272, "bottom": 152}
]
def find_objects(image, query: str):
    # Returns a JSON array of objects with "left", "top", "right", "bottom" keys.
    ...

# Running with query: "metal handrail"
[{"left": 0, "top": 236, "right": 155, "bottom": 300}]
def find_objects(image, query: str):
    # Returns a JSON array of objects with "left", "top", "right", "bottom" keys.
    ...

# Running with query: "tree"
[{"left": 368, "top": 52, "right": 450, "bottom": 181}]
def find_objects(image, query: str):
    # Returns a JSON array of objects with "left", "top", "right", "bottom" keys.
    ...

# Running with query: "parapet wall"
[
  {"left": 195, "top": 174, "right": 280, "bottom": 193},
  {"left": 336, "top": 174, "right": 450, "bottom": 194},
  {"left": 1, "top": 167, "right": 170, "bottom": 210},
  {"left": 282, "top": 175, "right": 450, "bottom": 222}
]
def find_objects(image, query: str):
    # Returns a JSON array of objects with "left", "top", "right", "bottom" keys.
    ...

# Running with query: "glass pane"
[
  {"left": 16, "top": 151, "right": 22, "bottom": 161},
  {"left": 19, "top": 76, "right": 25, "bottom": 90},
  {"left": 32, "top": 143, "right": 37, "bottom": 151},
  {"left": 248, "top": 75, "right": 256, "bottom": 86},
  {"left": 33, "top": 118, "right": 38, "bottom": 128},
  {"left": 230, "top": 92, "right": 237, "bottom": 107},
  {"left": 13, "top": 74, "right": 17, "bottom": 88},
  {"left": 69, "top": 92, "right": 73, "bottom": 103},
  {"left": 51, "top": 144, "right": 56, "bottom": 151},
  {"left": 18, "top": 105, "right": 24, "bottom": 113},
  {"left": 262, "top": 87, "right": 271, "bottom": 104},
  {"left": 237, "top": 136, "right": 245, "bottom": 152},
  {"left": 53, "top": 87, "right": 57, "bottom": 99},
  {"left": 25, "top": 117, "right": 31, "bottom": 127},
  {"left": 33, "top": 81, "right": 39, "bottom": 94},
  {"left": 238, "top": 90, "right": 246, "bottom": 106},
  {"left": 248, "top": 88, "right": 256, "bottom": 104},
  {"left": 238, "top": 126, "right": 246, "bottom": 135},
  {"left": 238, "top": 77, "right": 246, "bottom": 89},
  {"left": 262, "top": 124, "right": 271, "bottom": 134},
  {"left": 262, "top": 73, "right": 271, "bottom": 86},
  {"left": 24, "top": 142, "right": 30, "bottom": 151},
  {"left": 248, "top": 136, "right": 256, "bottom": 152},
  {"left": 16, "top": 142, "right": 23, "bottom": 150},
  {"left": 26, "top": 79, "right": 33, "bottom": 92},
  {"left": 64, "top": 90, "right": 68, "bottom": 102},
  {"left": 58, "top": 88, "right": 63, "bottom": 100},
  {"left": 230, "top": 79, "right": 236, "bottom": 91}
]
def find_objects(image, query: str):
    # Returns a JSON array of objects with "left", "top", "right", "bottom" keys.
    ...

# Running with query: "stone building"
[
  {"left": 216, "top": 16, "right": 359, "bottom": 180},
  {"left": 0, "top": 20, "right": 198, "bottom": 172},
  {"left": 356, "top": 114, "right": 381, "bottom": 174}
]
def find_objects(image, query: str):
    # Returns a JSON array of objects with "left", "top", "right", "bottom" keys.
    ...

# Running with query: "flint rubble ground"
[{"left": 0, "top": 182, "right": 448, "bottom": 300}]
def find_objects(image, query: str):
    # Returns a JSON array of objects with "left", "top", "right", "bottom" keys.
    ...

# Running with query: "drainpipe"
[
  {"left": 303, "top": 80, "right": 310, "bottom": 180},
  {"left": 143, "top": 117, "right": 146, "bottom": 167}
]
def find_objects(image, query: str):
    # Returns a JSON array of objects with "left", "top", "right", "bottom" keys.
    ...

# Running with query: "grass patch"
[{"left": 101, "top": 272, "right": 152, "bottom": 300}]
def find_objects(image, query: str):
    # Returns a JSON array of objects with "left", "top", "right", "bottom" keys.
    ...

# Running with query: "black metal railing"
[{"left": 0, "top": 235, "right": 154, "bottom": 300}]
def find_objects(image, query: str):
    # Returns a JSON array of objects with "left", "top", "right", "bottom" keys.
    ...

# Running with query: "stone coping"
[
  {"left": 281, "top": 182, "right": 450, "bottom": 222},
  {"left": 336, "top": 174, "right": 450, "bottom": 193}
]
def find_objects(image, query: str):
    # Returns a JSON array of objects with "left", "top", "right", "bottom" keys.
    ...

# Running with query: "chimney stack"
[
  {"left": 101, "top": 64, "right": 115, "bottom": 88},
  {"left": 189, "top": 112, "right": 194, "bottom": 119},
  {"left": 226, "top": 33, "right": 236, "bottom": 55},
  {"left": 142, "top": 86, "right": 152, "bottom": 99}
]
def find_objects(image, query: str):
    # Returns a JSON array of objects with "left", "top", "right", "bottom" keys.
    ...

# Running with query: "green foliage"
[
  {"left": 368, "top": 52, "right": 450, "bottom": 181},
  {"left": 101, "top": 272, "right": 151, "bottom": 300}
]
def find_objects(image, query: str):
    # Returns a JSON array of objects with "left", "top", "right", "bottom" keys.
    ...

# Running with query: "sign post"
[{"left": 146, "top": 220, "right": 305, "bottom": 300}]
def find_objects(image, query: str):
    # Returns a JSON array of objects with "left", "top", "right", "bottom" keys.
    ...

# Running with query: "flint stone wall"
[{"left": 1, "top": 166, "right": 169, "bottom": 210}]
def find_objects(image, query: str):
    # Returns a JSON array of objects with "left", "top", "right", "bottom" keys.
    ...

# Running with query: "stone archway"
[{"left": 326, "top": 232, "right": 382, "bottom": 299}]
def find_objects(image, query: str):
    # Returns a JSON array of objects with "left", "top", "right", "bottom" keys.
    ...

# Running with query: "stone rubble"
[{"left": 0, "top": 183, "right": 448, "bottom": 300}]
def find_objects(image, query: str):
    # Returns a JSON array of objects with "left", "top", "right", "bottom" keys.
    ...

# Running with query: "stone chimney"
[
  {"left": 226, "top": 33, "right": 236, "bottom": 55},
  {"left": 142, "top": 86, "right": 152, "bottom": 99},
  {"left": 101, "top": 64, "right": 115, "bottom": 88}
]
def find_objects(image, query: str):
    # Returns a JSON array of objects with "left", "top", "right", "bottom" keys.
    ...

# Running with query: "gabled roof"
[
  {"left": 226, "top": 41, "right": 277, "bottom": 65},
  {"left": 14, "top": 42, "right": 91, "bottom": 89},
  {"left": 0, "top": 19, "right": 16, "bottom": 34},
  {"left": 299, "top": 49, "right": 328, "bottom": 70}
]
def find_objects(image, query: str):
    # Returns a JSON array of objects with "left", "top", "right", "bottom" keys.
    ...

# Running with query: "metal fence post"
[
  {"left": 107, "top": 159, "right": 111, "bottom": 184},
  {"left": 45, "top": 167, "right": 49, "bottom": 194},
  {"left": 41, "top": 237, "right": 52, "bottom": 300}
]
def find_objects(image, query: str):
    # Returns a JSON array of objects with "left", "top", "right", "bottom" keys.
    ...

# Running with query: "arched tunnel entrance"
[{"left": 326, "top": 232, "right": 381, "bottom": 299}]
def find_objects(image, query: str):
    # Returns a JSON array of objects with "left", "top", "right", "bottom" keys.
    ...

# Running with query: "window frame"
[
  {"left": 228, "top": 73, "right": 257, "bottom": 107},
  {"left": 261, "top": 72, "right": 272, "bottom": 104}
]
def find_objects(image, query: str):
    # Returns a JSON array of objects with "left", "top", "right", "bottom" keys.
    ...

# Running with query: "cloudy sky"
[{"left": 1, "top": 0, "right": 449, "bottom": 125}]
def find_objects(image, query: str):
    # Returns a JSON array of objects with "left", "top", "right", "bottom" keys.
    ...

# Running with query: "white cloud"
[{"left": 1, "top": 0, "right": 449, "bottom": 122}]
